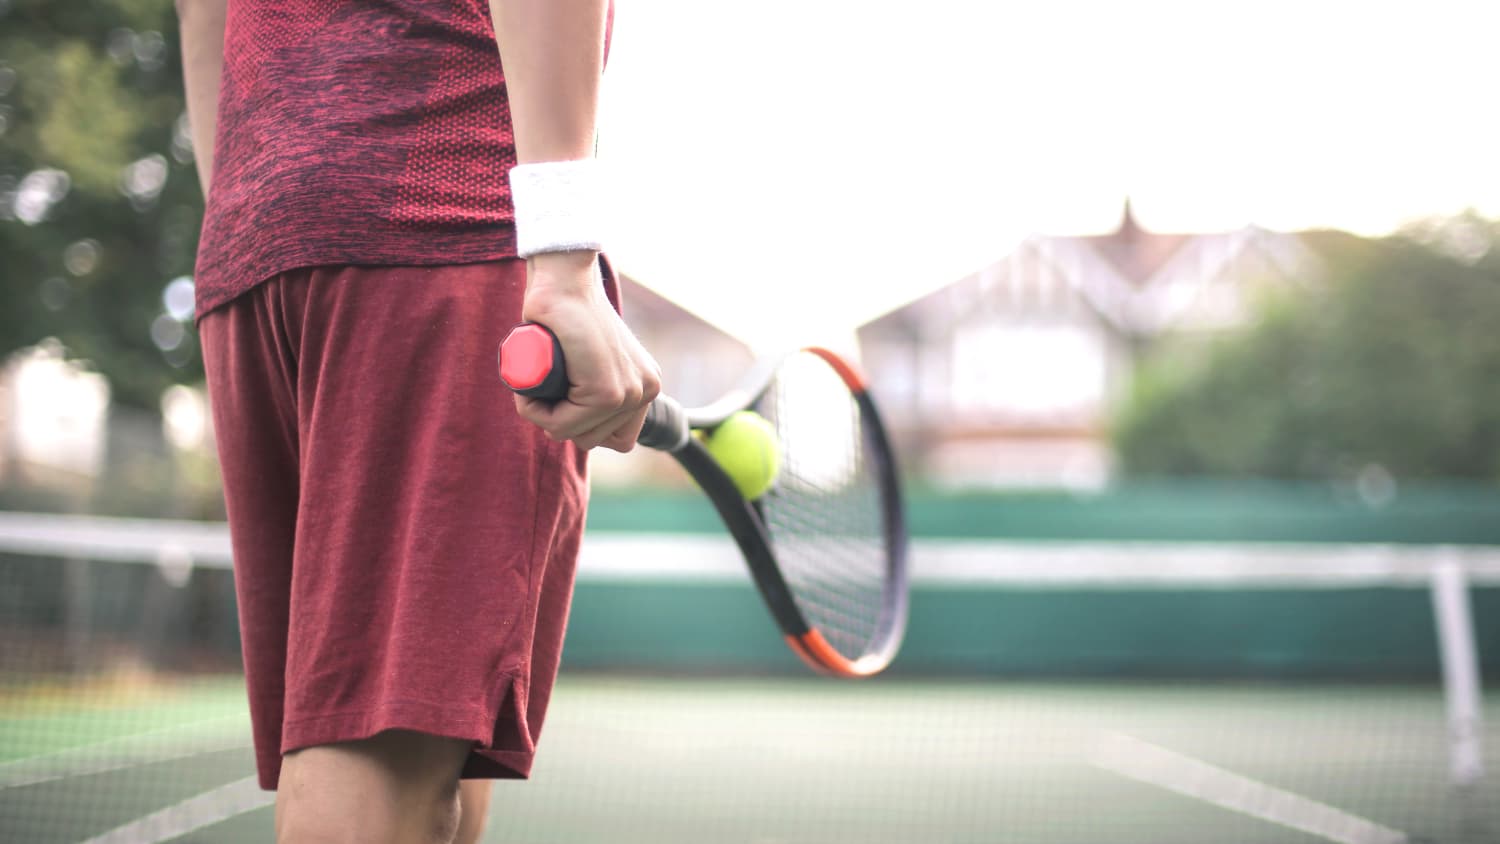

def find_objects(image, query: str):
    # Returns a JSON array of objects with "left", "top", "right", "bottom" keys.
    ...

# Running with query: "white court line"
[
  {"left": 1092, "top": 732, "right": 1410, "bottom": 844},
  {"left": 77, "top": 775, "right": 271, "bottom": 844},
  {"left": 0, "top": 717, "right": 249, "bottom": 789}
]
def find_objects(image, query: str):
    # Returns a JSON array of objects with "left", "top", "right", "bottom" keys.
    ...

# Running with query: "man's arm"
[
  {"left": 488, "top": 0, "right": 605, "bottom": 164},
  {"left": 175, "top": 0, "right": 228, "bottom": 199},
  {"left": 489, "top": 0, "right": 660, "bottom": 453}
]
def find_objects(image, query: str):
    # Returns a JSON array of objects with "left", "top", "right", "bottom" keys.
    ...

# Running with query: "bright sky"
[{"left": 597, "top": 0, "right": 1500, "bottom": 349}]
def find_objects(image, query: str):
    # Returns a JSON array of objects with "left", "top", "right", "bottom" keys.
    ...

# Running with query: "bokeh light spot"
[
  {"left": 133, "top": 31, "right": 167, "bottom": 70},
  {"left": 1356, "top": 464, "right": 1398, "bottom": 510},
  {"left": 106, "top": 28, "right": 135, "bottom": 65},
  {"left": 163, "top": 276, "right": 195, "bottom": 321},
  {"left": 13, "top": 168, "right": 70, "bottom": 225},
  {"left": 63, "top": 238, "right": 101, "bottom": 276},
  {"left": 151, "top": 314, "right": 186, "bottom": 352},
  {"left": 161, "top": 384, "right": 209, "bottom": 452},
  {"left": 121, "top": 154, "right": 168, "bottom": 209},
  {"left": 171, "top": 113, "right": 195, "bottom": 163},
  {"left": 164, "top": 338, "right": 196, "bottom": 369},
  {"left": 39, "top": 277, "right": 71, "bottom": 312}
]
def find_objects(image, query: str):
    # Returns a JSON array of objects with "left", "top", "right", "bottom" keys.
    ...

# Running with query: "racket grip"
[
  {"left": 500, "top": 322, "right": 689, "bottom": 452},
  {"left": 639, "top": 395, "right": 690, "bottom": 452},
  {"left": 499, "top": 323, "right": 569, "bottom": 400}
]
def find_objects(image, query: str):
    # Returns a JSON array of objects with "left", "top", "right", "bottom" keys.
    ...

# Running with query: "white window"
[{"left": 950, "top": 322, "right": 1107, "bottom": 424}]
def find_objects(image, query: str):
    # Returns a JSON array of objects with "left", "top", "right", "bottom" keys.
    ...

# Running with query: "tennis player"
[{"left": 176, "top": 0, "right": 657, "bottom": 841}]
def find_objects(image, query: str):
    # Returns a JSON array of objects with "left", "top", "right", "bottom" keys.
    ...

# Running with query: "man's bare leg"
[
  {"left": 275, "top": 729, "right": 470, "bottom": 844},
  {"left": 455, "top": 780, "right": 494, "bottom": 844}
]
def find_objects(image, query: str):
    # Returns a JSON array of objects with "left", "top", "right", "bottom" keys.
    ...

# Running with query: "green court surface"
[{"left": 2, "top": 674, "right": 1496, "bottom": 844}]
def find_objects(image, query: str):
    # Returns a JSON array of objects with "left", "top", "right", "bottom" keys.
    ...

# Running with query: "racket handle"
[
  {"left": 499, "top": 322, "right": 690, "bottom": 452},
  {"left": 639, "top": 394, "right": 690, "bottom": 452},
  {"left": 499, "top": 323, "right": 570, "bottom": 400}
]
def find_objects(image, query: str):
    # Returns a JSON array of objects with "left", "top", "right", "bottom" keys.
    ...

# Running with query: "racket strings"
[{"left": 757, "top": 352, "right": 891, "bottom": 661}]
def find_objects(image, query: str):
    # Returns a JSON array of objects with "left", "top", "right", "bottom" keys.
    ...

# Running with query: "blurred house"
[
  {"left": 589, "top": 273, "right": 755, "bottom": 487},
  {"left": 859, "top": 203, "right": 1314, "bottom": 489},
  {"left": 0, "top": 339, "right": 227, "bottom": 516},
  {"left": 0, "top": 340, "right": 110, "bottom": 501}
]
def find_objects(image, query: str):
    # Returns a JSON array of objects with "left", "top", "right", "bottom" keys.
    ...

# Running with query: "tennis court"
[
  {"left": 2, "top": 512, "right": 1497, "bottom": 843},
  {"left": 4, "top": 673, "right": 1496, "bottom": 844}
]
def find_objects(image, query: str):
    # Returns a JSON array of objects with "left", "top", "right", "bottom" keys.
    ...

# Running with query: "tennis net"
[{"left": 1, "top": 512, "right": 1495, "bottom": 843}]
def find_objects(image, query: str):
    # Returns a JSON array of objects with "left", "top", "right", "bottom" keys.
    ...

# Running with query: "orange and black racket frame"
[{"left": 501, "top": 326, "right": 910, "bottom": 678}]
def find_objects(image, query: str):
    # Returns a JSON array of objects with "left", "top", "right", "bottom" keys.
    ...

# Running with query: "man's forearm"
[
  {"left": 176, "top": 0, "right": 228, "bottom": 199},
  {"left": 487, "top": 0, "right": 608, "bottom": 164}
]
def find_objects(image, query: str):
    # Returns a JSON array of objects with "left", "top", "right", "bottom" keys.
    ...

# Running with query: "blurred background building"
[
  {"left": 859, "top": 202, "right": 1313, "bottom": 489},
  {"left": 0, "top": 339, "right": 110, "bottom": 499}
]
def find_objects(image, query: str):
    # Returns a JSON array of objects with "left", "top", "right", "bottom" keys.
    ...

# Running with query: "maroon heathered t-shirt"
[{"left": 194, "top": 0, "right": 609, "bottom": 319}]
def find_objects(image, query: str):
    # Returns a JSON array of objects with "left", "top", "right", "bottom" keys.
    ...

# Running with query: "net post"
[{"left": 1430, "top": 547, "right": 1485, "bottom": 789}]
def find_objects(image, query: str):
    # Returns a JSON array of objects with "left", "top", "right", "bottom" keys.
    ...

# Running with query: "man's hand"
[{"left": 514, "top": 252, "right": 661, "bottom": 452}]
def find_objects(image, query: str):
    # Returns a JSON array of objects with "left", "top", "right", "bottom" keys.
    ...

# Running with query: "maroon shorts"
[{"left": 199, "top": 260, "right": 591, "bottom": 789}]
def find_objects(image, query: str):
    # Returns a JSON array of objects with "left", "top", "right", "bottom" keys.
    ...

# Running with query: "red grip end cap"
[{"left": 499, "top": 324, "right": 555, "bottom": 390}]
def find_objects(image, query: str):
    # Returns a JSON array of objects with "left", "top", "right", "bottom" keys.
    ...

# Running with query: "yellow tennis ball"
[{"left": 703, "top": 411, "right": 781, "bottom": 500}]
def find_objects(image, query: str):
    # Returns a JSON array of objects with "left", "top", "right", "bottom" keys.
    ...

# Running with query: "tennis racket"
[{"left": 500, "top": 323, "right": 909, "bottom": 677}]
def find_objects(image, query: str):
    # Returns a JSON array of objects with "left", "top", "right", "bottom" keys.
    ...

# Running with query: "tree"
[
  {"left": 1113, "top": 220, "right": 1500, "bottom": 483},
  {"left": 1, "top": 0, "right": 202, "bottom": 409}
]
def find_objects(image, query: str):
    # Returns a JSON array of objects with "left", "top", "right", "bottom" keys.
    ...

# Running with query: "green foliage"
[
  {"left": 1114, "top": 223, "right": 1500, "bottom": 482},
  {"left": 20, "top": 41, "right": 143, "bottom": 191},
  {"left": 1, "top": 0, "right": 203, "bottom": 409}
]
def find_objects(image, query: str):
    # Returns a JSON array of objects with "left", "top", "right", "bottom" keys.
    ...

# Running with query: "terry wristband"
[{"left": 508, "top": 159, "right": 607, "bottom": 259}]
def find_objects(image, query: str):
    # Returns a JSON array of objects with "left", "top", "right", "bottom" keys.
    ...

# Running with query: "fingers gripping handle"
[{"left": 499, "top": 323, "right": 690, "bottom": 452}]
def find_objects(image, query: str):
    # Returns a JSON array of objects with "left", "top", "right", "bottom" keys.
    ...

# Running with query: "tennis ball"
[{"left": 703, "top": 411, "right": 781, "bottom": 500}]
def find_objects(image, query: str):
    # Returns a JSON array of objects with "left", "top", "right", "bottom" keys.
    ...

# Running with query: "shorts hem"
[{"left": 266, "top": 693, "right": 533, "bottom": 789}]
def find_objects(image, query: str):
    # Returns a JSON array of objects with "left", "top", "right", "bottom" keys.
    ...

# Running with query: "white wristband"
[{"left": 508, "top": 159, "right": 607, "bottom": 258}]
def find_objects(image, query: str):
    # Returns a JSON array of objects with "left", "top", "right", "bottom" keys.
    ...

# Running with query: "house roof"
[
  {"left": 860, "top": 205, "right": 1310, "bottom": 339},
  {"left": 1077, "top": 199, "right": 1191, "bottom": 287}
]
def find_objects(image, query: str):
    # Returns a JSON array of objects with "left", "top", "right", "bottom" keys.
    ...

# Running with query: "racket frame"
[{"left": 638, "top": 348, "right": 909, "bottom": 678}]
